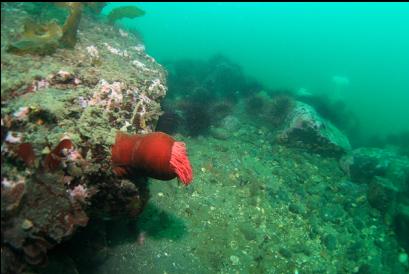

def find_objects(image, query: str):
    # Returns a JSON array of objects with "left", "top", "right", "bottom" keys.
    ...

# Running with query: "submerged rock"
[
  {"left": 340, "top": 147, "right": 409, "bottom": 191},
  {"left": 341, "top": 147, "right": 409, "bottom": 255},
  {"left": 367, "top": 176, "right": 399, "bottom": 217},
  {"left": 210, "top": 115, "right": 241, "bottom": 140},
  {"left": 276, "top": 101, "right": 351, "bottom": 157},
  {"left": 394, "top": 205, "right": 409, "bottom": 253},
  {"left": 210, "top": 127, "right": 231, "bottom": 140},
  {"left": 221, "top": 115, "right": 241, "bottom": 132}
]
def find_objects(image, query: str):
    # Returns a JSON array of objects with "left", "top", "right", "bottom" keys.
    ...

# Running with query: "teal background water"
[{"left": 105, "top": 2, "right": 409, "bottom": 141}]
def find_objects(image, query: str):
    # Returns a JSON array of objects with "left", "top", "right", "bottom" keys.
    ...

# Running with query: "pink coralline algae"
[
  {"left": 86, "top": 45, "right": 99, "bottom": 60},
  {"left": 88, "top": 79, "right": 124, "bottom": 109},
  {"left": 69, "top": 185, "right": 89, "bottom": 204}
]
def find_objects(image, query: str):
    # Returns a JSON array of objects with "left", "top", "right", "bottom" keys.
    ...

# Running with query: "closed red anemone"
[{"left": 111, "top": 132, "right": 193, "bottom": 185}]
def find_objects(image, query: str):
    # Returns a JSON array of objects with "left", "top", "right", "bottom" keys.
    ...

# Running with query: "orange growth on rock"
[
  {"left": 17, "top": 143, "right": 36, "bottom": 167},
  {"left": 44, "top": 139, "right": 74, "bottom": 171},
  {"left": 111, "top": 132, "right": 193, "bottom": 185}
]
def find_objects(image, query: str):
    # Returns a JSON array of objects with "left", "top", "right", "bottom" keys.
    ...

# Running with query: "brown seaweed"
[
  {"left": 107, "top": 6, "right": 145, "bottom": 24},
  {"left": 7, "top": 20, "right": 63, "bottom": 55},
  {"left": 59, "top": 2, "right": 83, "bottom": 48},
  {"left": 7, "top": 2, "right": 86, "bottom": 54}
]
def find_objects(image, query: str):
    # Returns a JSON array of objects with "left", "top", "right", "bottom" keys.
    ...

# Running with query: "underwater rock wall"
[{"left": 1, "top": 3, "right": 166, "bottom": 273}]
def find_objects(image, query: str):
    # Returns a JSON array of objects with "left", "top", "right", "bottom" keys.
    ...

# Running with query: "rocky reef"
[
  {"left": 2, "top": 3, "right": 408, "bottom": 274},
  {"left": 1, "top": 3, "right": 166, "bottom": 273}
]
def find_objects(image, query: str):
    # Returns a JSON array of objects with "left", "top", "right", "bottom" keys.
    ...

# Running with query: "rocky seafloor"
[
  {"left": 83, "top": 116, "right": 409, "bottom": 274},
  {"left": 2, "top": 3, "right": 409, "bottom": 274}
]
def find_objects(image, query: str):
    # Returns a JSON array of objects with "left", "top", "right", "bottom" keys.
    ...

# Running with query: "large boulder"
[{"left": 276, "top": 101, "right": 351, "bottom": 157}]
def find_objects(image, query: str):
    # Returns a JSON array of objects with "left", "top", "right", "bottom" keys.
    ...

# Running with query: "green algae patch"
[
  {"left": 11, "top": 88, "right": 69, "bottom": 117},
  {"left": 77, "top": 106, "right": 117, "bottom": 146}
]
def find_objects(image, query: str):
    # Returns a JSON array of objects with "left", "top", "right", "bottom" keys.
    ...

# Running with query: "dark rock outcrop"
[
  {"left": 277, "top": 101, "right": 351, "bottom": 157},
  {"left": 340, "top": 147, "right": 409, "bottom": 253}
]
